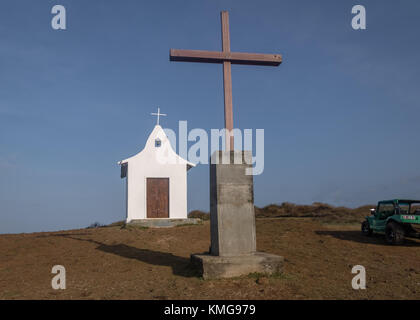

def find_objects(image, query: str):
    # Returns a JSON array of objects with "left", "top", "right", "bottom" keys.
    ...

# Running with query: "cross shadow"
[
  {"left": 315, "top": 230, "right": 420, "bottom": 247},
  {"left": 46, "top": 234, "right": 201, "bottom": 277}
]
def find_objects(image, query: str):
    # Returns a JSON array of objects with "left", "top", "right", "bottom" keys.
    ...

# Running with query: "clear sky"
[{"left": 1, "top": 0, "right": 420, "bottom": 233}]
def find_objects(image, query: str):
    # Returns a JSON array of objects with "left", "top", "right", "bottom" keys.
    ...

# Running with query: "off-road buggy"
[{"left": 362, "top": 199, "right": 420, "bottom": 245}]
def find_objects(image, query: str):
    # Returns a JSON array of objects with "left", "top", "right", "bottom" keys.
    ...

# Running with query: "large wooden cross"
[{"left": 170, "top": 11, "right": 282, "bottom": 151}]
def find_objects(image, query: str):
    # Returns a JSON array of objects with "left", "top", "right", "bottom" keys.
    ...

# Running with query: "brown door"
[{"left": 147, "top": 178, "right": 169, "bottom": 218}]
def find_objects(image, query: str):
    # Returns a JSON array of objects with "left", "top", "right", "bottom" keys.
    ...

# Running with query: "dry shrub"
[
  {"left": 188, "top": 210, "right": 210, "bottom": 220},
  {"left": 255, "top": 202, "right": 375, "bottom": 224},
  {"left": 187, "top": 203, "right": 375, "bottom": 224}
]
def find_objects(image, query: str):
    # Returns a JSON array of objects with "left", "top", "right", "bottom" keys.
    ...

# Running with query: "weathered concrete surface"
[
  {"left": 191, "top": 252, "right": 284, "bottom": 279},
  {"left": 190, "top": 151, "right": 284, "bottom": 279},
  {"left": 210, "top": 151, "right": 256, "bottom": 256},
  {"left": 128, "top": 218, "right": 200, "bottom": 228}
]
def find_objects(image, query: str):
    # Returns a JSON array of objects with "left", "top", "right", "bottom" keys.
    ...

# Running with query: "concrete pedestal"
[
  {"left": 191, "top": 151, "right": 284, "bottom": 279},
  {"left": 191, "top": 252, "right": 284, "bottom": 279},
  {"left": 210, "top": 151, "right": 256, "bottom": 256}
]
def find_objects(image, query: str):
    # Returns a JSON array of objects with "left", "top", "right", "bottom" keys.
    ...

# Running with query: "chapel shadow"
[
  {"left": 315, "top": 230, "right": 420, "bottom": 247},
  {"left": 52, "top": 234, "right": 201, "bottom": 278}
]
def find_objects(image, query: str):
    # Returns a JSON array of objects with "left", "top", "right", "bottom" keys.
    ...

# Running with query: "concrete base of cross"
[
  {"left": 189, "top": 151, "right": 284, "bottom": 279},
  {"left": 190, "top": 252, "right": 284, "bottom": 280}
]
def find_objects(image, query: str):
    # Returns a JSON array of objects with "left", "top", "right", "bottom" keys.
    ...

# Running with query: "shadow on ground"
[
  {"left": 41, "top": 234, "right": 201, "bottom": 277},
  {"left": 316, "top": 230, "right": 420, "bottom": 247}
]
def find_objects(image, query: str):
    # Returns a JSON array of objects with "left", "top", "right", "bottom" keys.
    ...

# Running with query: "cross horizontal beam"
[{"left": 170, "top": 49, "right": 282, "bottom": 66}]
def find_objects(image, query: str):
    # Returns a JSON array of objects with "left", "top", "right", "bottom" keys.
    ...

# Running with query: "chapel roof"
[{"left": 117, "top": 125, "right": 195, "bottom": 174}]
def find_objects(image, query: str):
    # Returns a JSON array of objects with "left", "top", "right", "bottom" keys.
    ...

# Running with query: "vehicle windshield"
[
  {"left": 398, "top": 203, "right": 410, "bottom": 214},
  {"left": 410, "top": 203, "right": 420, "bottom": 214}
]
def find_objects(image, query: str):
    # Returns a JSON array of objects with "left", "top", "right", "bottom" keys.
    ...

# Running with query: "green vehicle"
[{"left": 362, "top": 199, "right": 420, "bottom": 244}]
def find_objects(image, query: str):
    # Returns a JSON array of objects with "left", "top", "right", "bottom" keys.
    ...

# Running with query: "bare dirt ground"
[{"left": 1, "top": 218, "right": 419, "bottom": 300}]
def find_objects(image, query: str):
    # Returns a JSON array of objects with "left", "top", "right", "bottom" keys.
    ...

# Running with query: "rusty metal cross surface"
[{"left": 170, "top": 11, "right": 282, "bottom": 151}]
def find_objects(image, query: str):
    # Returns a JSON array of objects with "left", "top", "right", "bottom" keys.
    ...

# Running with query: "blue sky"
[{"left": 1, "top": 0, "right": 420, "bottom": 233}]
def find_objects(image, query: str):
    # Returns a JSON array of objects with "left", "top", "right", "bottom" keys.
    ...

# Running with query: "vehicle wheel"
[
  {"left": 361, "top": 221, "right": 372, "bottom": 236},
  {"left": 385, "top": 222, "right": 405, "bottom": 245}
]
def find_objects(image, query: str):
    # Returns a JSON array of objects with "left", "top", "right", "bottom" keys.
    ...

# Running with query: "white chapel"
[{"left": 118, "top": 109, "right": 195, "bottom": 223}]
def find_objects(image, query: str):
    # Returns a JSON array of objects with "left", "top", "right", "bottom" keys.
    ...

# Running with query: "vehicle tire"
[
  {"left": 385, "top": 222, "right": 405, "bottom": 245},
  {"left": 361, "top": 221, "right": 372, "bottom": 236}
]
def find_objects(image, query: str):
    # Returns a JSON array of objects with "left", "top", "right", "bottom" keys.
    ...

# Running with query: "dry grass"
[
  {"left": 255, "top": 202, "right": 375, "bottom": 224},
  {"left": 188, "top": 210, "right": 210, "bottom": 220},
  {"left": 1, "top": 218, "right": 419, "bottom": 300}
]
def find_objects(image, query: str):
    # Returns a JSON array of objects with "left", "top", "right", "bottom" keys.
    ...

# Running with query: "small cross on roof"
[{"left": 151, "top": 107, "right": 167, "bottom": 125}]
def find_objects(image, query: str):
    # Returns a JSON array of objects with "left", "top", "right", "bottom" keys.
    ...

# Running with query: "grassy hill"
[
  {"left": 1, "top": 215, "right": 419, "bottom": 299},
  {"left": 189, "top": 202, "right": 374, "bottom": 224}
]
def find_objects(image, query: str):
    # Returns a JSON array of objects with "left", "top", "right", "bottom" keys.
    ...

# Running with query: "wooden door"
[{"left": 147, "top": 178, "right": 169, "bottom": 218}]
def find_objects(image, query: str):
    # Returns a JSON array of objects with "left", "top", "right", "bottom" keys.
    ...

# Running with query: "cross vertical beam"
[{"left": 221, "top": 11, "right": 234, "bottom": 151}]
